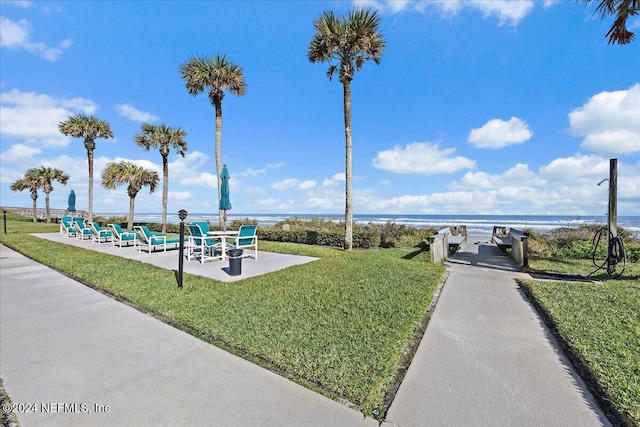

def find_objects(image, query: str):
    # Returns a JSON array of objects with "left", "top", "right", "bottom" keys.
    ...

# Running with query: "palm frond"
[{"left": 308, "top": 7, "right": 385, "bottom": 82}]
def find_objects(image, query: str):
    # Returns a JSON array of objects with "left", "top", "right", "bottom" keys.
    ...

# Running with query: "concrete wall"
[
  {"left": 509, "top": 229, "right": 529, "bottom": 268},
  {"left": 429, "top": 233, "right": 448, "bottom": 263}
]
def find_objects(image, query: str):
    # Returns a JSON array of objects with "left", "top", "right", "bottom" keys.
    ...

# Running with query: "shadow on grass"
[{"left": 401, "top": 248, "right": 427, "bottom": 260}]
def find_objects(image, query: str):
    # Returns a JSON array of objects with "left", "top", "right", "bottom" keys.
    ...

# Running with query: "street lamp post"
[{"left": 177, "top": 209, "right": 188, "bottom": 289}]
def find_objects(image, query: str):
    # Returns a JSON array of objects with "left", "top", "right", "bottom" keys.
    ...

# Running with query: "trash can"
[{"left": 228, "top": 248, "right": 243, "bottom": 276}]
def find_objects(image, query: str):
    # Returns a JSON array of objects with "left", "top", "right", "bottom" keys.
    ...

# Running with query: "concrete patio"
[{"left": 33, "top": 232, "right": 319, "bottom": 282}]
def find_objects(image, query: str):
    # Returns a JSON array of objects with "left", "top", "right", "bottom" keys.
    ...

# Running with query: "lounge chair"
[
  {"left": 89, "top": 222, "right": 112, "bottom": 244},
  {"left": 228, "top": 224, "right": 258, "bottom": 259},
  {"left": 60, "top": 216, "right": 76, "bottom": 238},
  {"left": 73, "top": 218, "right": 93, "bottom": 240},
  {"left": 186, "top": 223, "right": 226, "bottom": 263},
  {"left": 108, "top": 223, "right": 138, "bottom": 248},
  {"left": 135, "top": 225, "right": 187, "bottom": 253}
]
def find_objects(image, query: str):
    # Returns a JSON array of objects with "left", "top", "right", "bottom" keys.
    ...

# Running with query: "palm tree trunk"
[
  {"left": 87, "top": 148, "right": 94, "bottom": 222},
  {"left": 162, "top": 155, "right": 169, "bottom": 233},
  {"left": 128, "top": 196, "right": 135, "bottom": 231},
  {"left": 215, "top": 101, "right": 225, "bottom": 230},
  {"left": 45, "top": 191, "right": 51, "bottom": 223},
  {"left": 31, "top": 192, "right": 37, "bottom": 223},
  {"left": 343, "top": 80, "right": 353, "bottom": 251}
]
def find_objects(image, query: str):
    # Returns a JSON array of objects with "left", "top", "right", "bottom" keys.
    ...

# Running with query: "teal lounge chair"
[
  {"left": 108, "top": 223, "right": 138, "bottom": 248},
  {"left": 186, "top": 223, "right": 226, "bottom": 263},
  {"left": 228, "top": 224, "right": 258, "bottom": 259},
  {"left": 89, "top": 222, "right": 112, "bottom": 244},
  {"left": 73, "top": 218, "right": 93, "bottom": 240},
  {"left": 60, "top": 216, "right": 76, "bottom": 238},
  {"left": 135, "top": 225, "right": 187, "bottom": 253}
]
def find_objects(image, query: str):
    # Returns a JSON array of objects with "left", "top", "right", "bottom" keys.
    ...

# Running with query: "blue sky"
[{"left": 1, "top": 0, "right": 639, "bottom": 218}]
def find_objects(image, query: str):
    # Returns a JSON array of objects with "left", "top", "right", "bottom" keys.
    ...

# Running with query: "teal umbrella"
[
  {"left": 67, "top": 190, "right": 76, "bottom": 213},
  {"left": 219, "top": 165, "right": 232, "bottom": 211}
]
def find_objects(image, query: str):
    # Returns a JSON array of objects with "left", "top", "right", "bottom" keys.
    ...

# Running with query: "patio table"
[{"left": 207, "top": 230, "right": 239, "bottom": 261}]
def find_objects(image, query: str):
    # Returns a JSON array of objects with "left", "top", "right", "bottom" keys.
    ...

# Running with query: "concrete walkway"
[
  {"left": 1, "top": 236, "right": 611, "bottom": 426},
  {"left": 386, "top": 237, "right": 610, "bottom": 427}
]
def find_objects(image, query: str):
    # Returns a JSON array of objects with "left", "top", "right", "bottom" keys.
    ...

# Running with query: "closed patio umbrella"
[
  {"left": 67, "top": 190, "right": 76, "bottom": 216},
  {"left": 219, "top": 165, "right": 231, "bottom": 230}
]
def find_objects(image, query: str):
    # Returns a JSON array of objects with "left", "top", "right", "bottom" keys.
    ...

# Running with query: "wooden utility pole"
[{"left": 607, "top": 158, "right": 618, "bottom": 275}]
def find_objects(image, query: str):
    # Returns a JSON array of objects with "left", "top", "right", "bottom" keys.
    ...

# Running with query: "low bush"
[
  {"left": 265, "top": 218, "right": 435, "bottom": 249},
  {"left": 258, "top": 228, "right": 380, "bottom": 249},
  {"left": 527, "top": 224, "right": 638, "bottom": 260}
]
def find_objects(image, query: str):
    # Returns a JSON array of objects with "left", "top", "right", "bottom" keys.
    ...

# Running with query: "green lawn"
[
  {"left": 0, "top": 220, "right": 444, "bottom": 418},
  {"left": 520, "top": 257, "right": 640, "bottom": 427}
]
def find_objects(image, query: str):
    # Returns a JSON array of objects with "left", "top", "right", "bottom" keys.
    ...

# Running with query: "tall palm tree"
[
  {"left": 58, "top": 114, "right": 114, "bottom": 222},
  {"left": 179, "top": 54, "right": 247, "bottom": 227},
  {"left": 34, "top": 166, "right": 69, "bottom": 223},
  {"left": 101, "top": 161, "right": 159, "bottom": 230},
  {"left": 581, "top": 0, "right": 639, "bottom": 44},
  {"left": 135, "top": 123, "right": 188, "bottom": 233},
  {"left": 10, "top": 168, "right": 41, "bottom": 222},
  {"left": 308, "top": 7, "right": 386, "bottom": 250}
]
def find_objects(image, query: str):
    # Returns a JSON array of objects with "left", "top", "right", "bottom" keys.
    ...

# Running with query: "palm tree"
[
  {"left": 135, "top": 123, "right": 188, "bottom": 233},
  {"left": 10, "top": 168, "right": 41, "bottom": 222},
  {"left": 308, "top": 7, "right": 386, "bottom": 250},
  {"left": 34, "top": 166, "right": 69, "bottom": 223},
  {"left": 580, "top": 0, "right": 639, "bottom": 44},
  {"left": 179, "top": 54, "right": 247, "bottom": 227},
  {"left": 58, "top": 114, "right": 114, "bottom": 222},
  {"left": 101, "top": 161, "right": 159, "bottom": 230}
]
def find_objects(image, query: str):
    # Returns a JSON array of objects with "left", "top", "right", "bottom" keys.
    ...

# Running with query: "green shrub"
[{"left": 258, "top": 228, "right": 380, "bottom": 249}]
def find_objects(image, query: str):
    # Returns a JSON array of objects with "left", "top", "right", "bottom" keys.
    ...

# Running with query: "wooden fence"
[{"left": 0, "top": 206, "right": 88, "bottom": 222}]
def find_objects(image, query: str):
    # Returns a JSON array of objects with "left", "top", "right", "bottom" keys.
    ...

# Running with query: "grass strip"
[
  {"left": 520, "top": 258, "right": 639, "bottom": 427},
  {"left": 0, "top": 220, "right": 444, "bottom": 417}
]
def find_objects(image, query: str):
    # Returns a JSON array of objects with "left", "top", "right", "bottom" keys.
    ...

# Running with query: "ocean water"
[{"left": 98, "top": 212, "right": 640, "bottom": 238}]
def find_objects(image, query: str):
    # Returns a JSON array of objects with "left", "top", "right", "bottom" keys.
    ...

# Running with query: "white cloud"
[
  {"left": 0, "top": 143, "right": 41, "bottom": 162},
  {"left": 3, "top": 1, "right": 33, "bottom": 8},
  {"left": 569, "top": 84, "right": 640, "bottom": 155},
  {"left": 468, "top": 117, "right": 532, "bottom": 149},
  {"left": 0, "top": 16, "right": 72, "bottom": 61},
  {"left": 369, "top": 0, "right": 534, "bottom": 25},
  {"left": 0, "top": 89, "right": 98, "bottom": 147},
  {"left": 539, "top": 154, "right": 609, "bottom": 181},
  {"left": 242, "top": 167, "right": 266, "bottom": 177},
  {"left": 298, "top": 180, "right": 317, "bottom": 190},
  {"left": 272, "top": 178, "right": 300, "bottom": 191},
  {"left": 115, "top": 103, "right": 159, "bottom": 123},
  {"left": 372, "top": 141, "right": 475, "bottom": 174},
  {"left": 241, "top": 161, "right": 285, "bottom": 177},
  {"left": 467, "top": 0, "right": 534, "bottom": 26}
]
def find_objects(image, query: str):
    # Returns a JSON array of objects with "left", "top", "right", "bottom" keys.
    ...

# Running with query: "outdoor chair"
[
  {"left": 192, "top": 221, "right": 211, "bottom": 234},
  {"left": 73, "top": 218, "right": 93, "bottom": 240},
  {"left": 60, "top": 216, "right": 76, "bottom": 238},
  {"left": 135, "top": 225, "right": 187, "bottom": 253},
  {"left": 186, "top": 223, "right": 226, "bottom": 263},
  {"left": 228, "top": 224, "right": 258, "bottom": 259},
  {"left": 108, "top": 223, "right": 138, "bottom": 248},
  {"left": 89, "top": 222, "right": 113, "bottom": 244}
]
